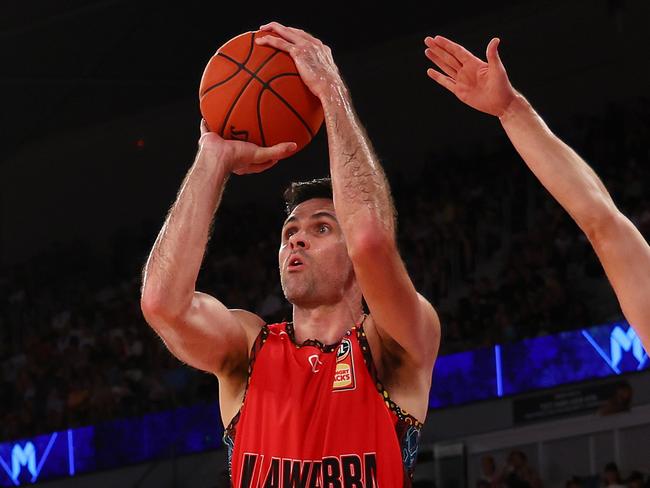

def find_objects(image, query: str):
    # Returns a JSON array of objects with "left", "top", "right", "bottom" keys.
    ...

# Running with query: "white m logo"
[
  {"left": 610, "top": 326, "right": 644, "bottom": 368},
  {"left": 11, "top": 442, "right": 37, "bottom": 480}
]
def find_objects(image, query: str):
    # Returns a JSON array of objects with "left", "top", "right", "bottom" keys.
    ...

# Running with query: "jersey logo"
[
  {"left": 333, "top": 339, "right": 356, "bottom": 392},
  {"left": 308, "top": 354, "right": 324, "bottom": 373},
  {"left": 336, "top": 339, "right": 351, "bottom": 362}
]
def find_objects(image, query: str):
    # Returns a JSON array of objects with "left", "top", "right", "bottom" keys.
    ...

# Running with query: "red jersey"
[{"left": 223, "top": 320, "right": 423, "bottom": 487}]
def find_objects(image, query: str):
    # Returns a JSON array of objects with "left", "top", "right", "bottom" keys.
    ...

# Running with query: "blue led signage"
[{"left": 1, "top": 322, "right": 647, "bottom": 485}]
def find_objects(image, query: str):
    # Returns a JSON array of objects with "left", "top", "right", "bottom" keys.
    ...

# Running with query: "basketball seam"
[
  {"left": 217, "top": 51, "right": 280, "bottom": 138},
  {"left": 209, "top": 45, "right": 319, "bottom": 143},
  {"left": 200, "top": 62, "right": 241, "bottom": 98},
  {"left": 256, "top": 85, "right": 267, "bottom": 147},
  {"left": 200, "top": 33, "right": 256, "bottom": 98},
  {"left": 253, "top": 71, "right": 299, "bottom": 147},
  {"left": 243, "top": 32, "right": 256, "bottom": 66},
  {"left": 260, "top": 73, "right": 316, "bottom": 138}
]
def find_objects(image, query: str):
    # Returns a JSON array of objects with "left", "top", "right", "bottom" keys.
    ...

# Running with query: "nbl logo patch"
[{"left": 333, "top": 339, "right": 356, "bottom": 391}]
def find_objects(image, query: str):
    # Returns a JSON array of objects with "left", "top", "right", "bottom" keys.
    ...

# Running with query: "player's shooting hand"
[
  {"left": 424, "top": 36, "right": 516, "bottom": 118},
  {"left": 255, "top": 22, "right": 342, "bottom": 100},
  {"left": 199, "top": 119, "right": 296, "bottom": 175}
]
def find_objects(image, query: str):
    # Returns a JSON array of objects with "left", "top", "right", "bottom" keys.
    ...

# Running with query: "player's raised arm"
[
  {"left": 424, "top": 34, "right": 650, "bottom": 353},
  {"left": 140, "top": 120, "right": 296, "bottom": 376},
  {"left": 257, "top": 22, "right": 440, "bottom": 368}
]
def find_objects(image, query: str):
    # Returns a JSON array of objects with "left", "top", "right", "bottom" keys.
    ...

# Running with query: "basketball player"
[
  {"left": 424, "top": 34, "right": 650, "bottom": 354},
  {"left": 141, "top": 22, "right": 440, "bottom": 487}
]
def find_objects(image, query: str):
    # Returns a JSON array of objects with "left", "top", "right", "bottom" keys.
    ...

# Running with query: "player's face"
[{"left": 278, "top": 198, "right": 355, "bottom": 306}]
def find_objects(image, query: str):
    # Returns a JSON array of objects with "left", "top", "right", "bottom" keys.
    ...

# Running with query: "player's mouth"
[{"left": 287, "top": 255, "right": 306, "bottom": 272}]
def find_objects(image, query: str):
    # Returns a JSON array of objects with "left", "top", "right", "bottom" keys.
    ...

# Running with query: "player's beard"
[
  {"left": 281, "top": 262, "right": 354, "bottom": 308},
  {"left": 281, "top": 267, "right": 321, "bottom": 307}
]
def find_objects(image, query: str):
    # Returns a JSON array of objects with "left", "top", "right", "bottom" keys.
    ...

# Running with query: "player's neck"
[{"left": 291, "top": 304, "right": 364, "bottom": 346}]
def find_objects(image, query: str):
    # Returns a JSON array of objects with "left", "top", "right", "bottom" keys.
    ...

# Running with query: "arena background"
[{"left": 1, "top": 1, "right": 649, "bottom": 487}]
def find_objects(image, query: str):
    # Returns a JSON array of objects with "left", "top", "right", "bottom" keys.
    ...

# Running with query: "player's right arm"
[
  {"left": 140, "top": 120, "right": 297, "bottom": 376},
  {"left": 423, "top": 35, "right": 650, "bottom": 354}
]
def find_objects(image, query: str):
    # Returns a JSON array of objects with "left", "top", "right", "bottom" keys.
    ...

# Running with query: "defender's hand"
[
  {"left": 199, "top": 119, "right": 297, "bottom": 175},
  {"left": 424, "top": 36, "right": 516, "bottom": 118},
  {"left": 255, "top": 22, "right": 342, "bottom": 101}
]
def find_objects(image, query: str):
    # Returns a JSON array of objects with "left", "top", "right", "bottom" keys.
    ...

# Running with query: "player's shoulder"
[
  {"left": 364, "top": 302, "right": 439, "bottom": 370},
  {"left": 229, "top": 308, "right": 265, "bottom": 327},
  {"left": 229, "top": 309, "right": 266, "bottom": 349}
]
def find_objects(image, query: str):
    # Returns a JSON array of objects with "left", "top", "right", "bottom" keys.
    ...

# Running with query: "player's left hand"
[
  {"left": 424, "top": 35, "right": 516, "bottom": 118},
  {"left": 255, "top": 22, "right": 342, "bottom": 100}
]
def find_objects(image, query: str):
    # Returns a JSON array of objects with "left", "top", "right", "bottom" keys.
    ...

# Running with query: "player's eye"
[{"left": 318, "top": 224, "right": 330, "bottom": 234}]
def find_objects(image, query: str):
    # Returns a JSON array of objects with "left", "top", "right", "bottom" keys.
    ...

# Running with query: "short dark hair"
[
  {"left": 283, "top": 178, "right": 333, "bottom": 215},
  {"left": 283, "top": 176, "right": 398, "bottom": 232}
]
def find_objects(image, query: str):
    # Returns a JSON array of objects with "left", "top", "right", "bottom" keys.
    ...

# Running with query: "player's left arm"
[
  {"left": 499, "top": 96, "right": 650, "bottom": 355},
  {"left": 423, "top": 34, "right": 650, "bottom": 353},
  {"left": 256, "top": 22, "right": 441, "bottom": 367}
]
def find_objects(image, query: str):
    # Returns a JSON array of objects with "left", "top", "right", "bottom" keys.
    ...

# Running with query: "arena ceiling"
[{"left": 0, "top": 0, "right": 524, "bottom": 163}]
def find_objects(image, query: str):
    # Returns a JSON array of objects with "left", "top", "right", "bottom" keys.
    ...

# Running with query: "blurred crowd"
[
  {"left": 477, "top": 451, "right": 543, "bottom": 488},
  {"left": 477, "top": 455, "right": 650, "bottom": 488},
  {"left": 1, "top": 97, "right": 649, "bottom": 453}
]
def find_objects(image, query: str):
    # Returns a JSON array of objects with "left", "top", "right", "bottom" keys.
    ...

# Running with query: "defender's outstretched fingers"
[
  {"left": 427, "top": 68, "right": 456, "bottom": 92},
  {"left": 486, "top": 37, "right": 502, "bottom": 66},
  {"left": 424, "top": 36, "right": 440, "bottom": 51},
  {"left": 425, "top": 48, "right": 458, "bottom": 78},
  {"left": 427, "top": 44, "right": 462, "bottom": 71},
  {"left": 432, "top": 35, "right": 473, "bottom": 64}
]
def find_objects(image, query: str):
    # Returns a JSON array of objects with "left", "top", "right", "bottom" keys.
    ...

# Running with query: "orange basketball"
[{"left": 199, "top": 30, "right": 324, "bottom": 153}]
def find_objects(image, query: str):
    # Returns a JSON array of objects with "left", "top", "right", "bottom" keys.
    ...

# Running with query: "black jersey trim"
[
  {"left": 355, "top": 325, "right": 423, "bottom": 482},
  {"left": 223, "top": 324, "right": 269, "bottom": 477},
  {"left": 284, "top": 322, "right": 343, "bottom": 353},
  {"left": 283, "top": 315, "right": 368, "bottom": 353},
  {"left": 355, "top": 326, "right": 423, "bottom": 429}
]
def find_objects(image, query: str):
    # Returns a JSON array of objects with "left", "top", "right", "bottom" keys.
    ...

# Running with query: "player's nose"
[{"left": 289, "top": 231, "right": 309, "bottom": 250}]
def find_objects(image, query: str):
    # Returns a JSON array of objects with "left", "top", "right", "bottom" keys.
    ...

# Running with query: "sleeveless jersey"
[{"left": 223, "top": 320, "right": 423, "bottom": 487}]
